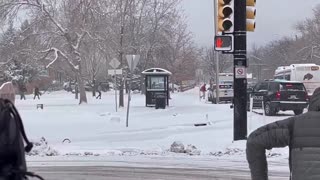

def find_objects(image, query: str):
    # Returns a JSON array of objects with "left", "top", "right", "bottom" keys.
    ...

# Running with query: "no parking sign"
[{"left": 235, "top": 66, "right": 247, "bottom": 79}]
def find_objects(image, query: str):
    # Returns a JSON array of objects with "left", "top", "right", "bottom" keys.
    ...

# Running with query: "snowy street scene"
[
  {"left": 20, "top": 88, "right": 290, "bottom": 179},
  {"left": 0, "top": 0, "right": 320, "bottom": 179},
  {"left": 19, "top": 89, "right": 287, "bottom": 157}
]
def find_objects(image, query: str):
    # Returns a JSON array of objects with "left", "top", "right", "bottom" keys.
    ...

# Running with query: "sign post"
[
  {"left": 235, "top": 66, "right": 247, "bottom": 79},
  {"left": 233, "top": 0, "right": 248, "bottom": 140},
  {"left": 109, "top": 58, "right": 121, "bottom": 112},
  {"left": 125, "top": 55, "right": 140, "bottom": 127}
]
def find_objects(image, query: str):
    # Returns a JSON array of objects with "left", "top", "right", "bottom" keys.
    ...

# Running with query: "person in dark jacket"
[
  {"left": 33, "top": 87, "right": 41, "bottom": 100},
  {"left": 246, "top": 87, "right": 320, "bottom": 180},
  {"left": 96, "top": 83, "right": 102, "bottom": 99},
  {"left": 19, "top": 84, "right": 27, "bottom": 100}
]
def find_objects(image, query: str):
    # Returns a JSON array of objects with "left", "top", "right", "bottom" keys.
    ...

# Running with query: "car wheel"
[
  {"left": 264, "top": 102, "right": 275, "bottom": 116},
  {"left": 294, "top": 109, "right": 304, "bottom": 115}
]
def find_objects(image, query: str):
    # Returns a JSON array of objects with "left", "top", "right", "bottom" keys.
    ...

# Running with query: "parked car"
[
  {"left": 208, "top": 82, "right": 233, "bottom": 104},
  {"left": 247, "top": 79, "right": 309, "bottom": 116}
]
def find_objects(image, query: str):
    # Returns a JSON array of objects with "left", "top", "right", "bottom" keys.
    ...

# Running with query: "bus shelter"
[{"left": 142, "top": 68, "right": 171, "bottom": 108}]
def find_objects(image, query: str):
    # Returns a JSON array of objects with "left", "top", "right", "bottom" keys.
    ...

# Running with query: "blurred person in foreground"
[{"left": 246, "top": 87, "right": 320, "bottom": 180}]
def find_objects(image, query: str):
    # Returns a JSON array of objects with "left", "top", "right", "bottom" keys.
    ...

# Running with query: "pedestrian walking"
[
  {"left": 200, "top": 84, "right": 206, "bottom": 99},
  {"left": 96, "top": 83, "right": 102, "bottom": 99},
  {"left": 33, "top": 87, "right": 41, "bottom": 100},
  {"left": 20, "top": 84, "right": 27, "bottom": 100}
]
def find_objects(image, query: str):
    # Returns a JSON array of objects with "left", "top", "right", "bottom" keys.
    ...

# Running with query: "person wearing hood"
[{"left": 246, "top": 87, "right": 320, "bottom": 180}]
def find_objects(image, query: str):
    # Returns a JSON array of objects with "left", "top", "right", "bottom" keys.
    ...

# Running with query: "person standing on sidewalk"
[
  {"left": 33, "top": 87, "right": 41, "bottom": 100},
  {"left": 96, "top": 83, "right": 102, "bottom": 99},
  {"left": 200, "top": 84, "right": 206, "bottom": 99}
]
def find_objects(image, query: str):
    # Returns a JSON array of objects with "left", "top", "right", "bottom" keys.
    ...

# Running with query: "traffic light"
[
  {"left": 217, "top": 0, "right": 234, "bottom": 33},
  {"left": 246, "top": 0, "right": 256, "bottom": 32},
  {"left": 215, "top": 35, "right": 233, "bottom": 51}
]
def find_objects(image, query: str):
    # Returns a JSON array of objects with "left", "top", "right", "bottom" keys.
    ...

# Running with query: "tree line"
[
  {"left": 0, "top": 0, "right": 198, "bottom": 105},
  {"left": 249, "top": 4, "right": 320, "bottom": 80}
]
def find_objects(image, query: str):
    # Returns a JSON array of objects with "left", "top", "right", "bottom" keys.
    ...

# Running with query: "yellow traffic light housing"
[
  {"left": 217, "top": 0, "right": 234, "bottom": 33},
  {"left": 246, "top": 0, "right": 256, "bottom": 32},
  {"left": 246, "top": 0, "right": 256, "bottom": 6}
]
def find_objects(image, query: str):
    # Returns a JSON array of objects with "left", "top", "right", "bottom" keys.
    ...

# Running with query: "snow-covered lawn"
[{"left": 16, "top": 88, "right": 292, "bottom": 169}]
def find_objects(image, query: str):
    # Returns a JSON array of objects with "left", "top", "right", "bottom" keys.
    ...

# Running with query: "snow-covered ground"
[{"left": 15, "top": 88, "right": 293, "bottom": 169}]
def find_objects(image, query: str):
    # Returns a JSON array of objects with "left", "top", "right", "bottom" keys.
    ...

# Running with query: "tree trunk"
[
  {"left": 125, "top": 79, "right": 129, "bottom": 94},
  {"left": 75, "top": 89, "right": 79, "bottom": 99},
  {"left": 119, "top": 24, "right": 124, "bottom": 107},
  {"left": 140, "top": 75, "right": 145, "bottom": 95},
  {"left": 119, "top": 79, "right": 124, "bottom": 107},
  {"left": 92, "top": 78, "right": 96, "bottom": 97},
  {"left": 77, "top": 72, "right": 87, "bottom": 104}
]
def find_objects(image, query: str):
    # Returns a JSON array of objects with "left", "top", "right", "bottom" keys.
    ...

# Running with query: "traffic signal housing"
[
  {"left": 246, "top": 0, "right": 256, "bottom": 32},
  {"left": 217, "top": 0, "right": 234, "bottom": 33},
  {"left": 214, "top": 35, "right": 233, "bottom": 51}
]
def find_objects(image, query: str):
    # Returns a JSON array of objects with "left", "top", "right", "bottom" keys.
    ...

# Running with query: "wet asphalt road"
[{"left": 29, "top": 166, "right": 289, "bottom": 180}]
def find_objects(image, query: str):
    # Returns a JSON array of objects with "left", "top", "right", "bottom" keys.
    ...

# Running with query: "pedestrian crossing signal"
[{"left": 214, "top": 35, "right": 233, "bottom": 52}]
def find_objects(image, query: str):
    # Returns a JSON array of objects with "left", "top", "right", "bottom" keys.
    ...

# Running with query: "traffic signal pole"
[
  {"left": 213, "top": 0, "right": 220, "bottom": 104},
  {"left": 233, "top": 0, "right": 247, "bottom": 140}
]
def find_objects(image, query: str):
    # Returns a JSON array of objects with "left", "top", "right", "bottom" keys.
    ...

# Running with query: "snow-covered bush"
[
  {"left": 27, "top": 137, "right": 59, "bottom": 156},
  {"left": 170, "top": 141, "right": 185, "bottom": 153},
  {"left": 185, "top": 144, "right": 201, "bottom": 156}
]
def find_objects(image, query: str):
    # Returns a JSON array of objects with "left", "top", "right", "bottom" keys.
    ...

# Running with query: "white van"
[
  {"left": 274, "top": 64, "right": 320, "bottom": 96},
  {"left": 208, "top": 73, "right": 233, "bottom": 104}
]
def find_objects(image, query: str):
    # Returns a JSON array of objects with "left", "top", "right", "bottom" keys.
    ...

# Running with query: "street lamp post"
[{"left": 249, "top": 55, "right": 267, "bottom": 81}]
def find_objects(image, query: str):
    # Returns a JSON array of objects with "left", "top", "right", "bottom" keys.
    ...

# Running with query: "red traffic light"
[
  {"left": 214, "top": 35, "right": 233, "bottom": 52},
  {"left": 216, "top": 37, "right": 224, "bottom": 48}
]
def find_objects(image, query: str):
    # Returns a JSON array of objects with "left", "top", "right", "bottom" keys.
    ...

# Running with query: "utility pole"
[
  {"left": 233, "top": 0, "right": 247, "bottom": 140},
  {"left": 213, "top": 0, "right": 219, "bottom": 104},
  {"left": 214, "top": 0, "right": 256, "bottom": 141},
  {"left": 215, "top": 52, "right": 220, "bottom": 104}
]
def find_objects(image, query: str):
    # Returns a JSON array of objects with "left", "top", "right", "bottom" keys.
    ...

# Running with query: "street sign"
[
  {"left": 214, "top": 35, "right": 233, "bottom": 52},
  {"left": 235, "top": 66, "right": 247, "bottom": 79},
  {"left": 126, "top": 55, "right": 140, "bottom": 72},
  {"left": 125, "top": 55, "right": 140, "bottom": 128},
  {"left": 109, "top": 58, "right": 121, "bottom": 69},
  {"left": 108, "top": 69, "right": 123, "bottom": 75}
]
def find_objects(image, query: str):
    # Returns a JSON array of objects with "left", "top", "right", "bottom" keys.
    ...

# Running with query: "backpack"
[{"left": 0, "top": 99, "right": 43, "bottom": 180}]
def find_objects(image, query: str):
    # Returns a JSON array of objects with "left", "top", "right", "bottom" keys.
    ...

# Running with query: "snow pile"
[
  {"left": 27, "top": 137, "right": 59, "bottom": 156},
  {"left": 208, "top": 147, "right": 288, "bottom": 160},
  {"left": 185, "top": 144, "right": 201, "bottom": 156},
  {"left": 170, "top": 141, "right": 185, "bottom": 153},
  {"left": 170, "top": 141, "right": 201, "bottom": 156},
  {"left": 64, "top": 149, "right": 167, "bottom": 157},
  {"left": 210, "top": 148, "right": 245, "bottom": 157}
]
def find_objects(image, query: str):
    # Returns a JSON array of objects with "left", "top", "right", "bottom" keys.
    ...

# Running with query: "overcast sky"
[{"left": 181, "top": 0, "right": 320, "bottom": 49}]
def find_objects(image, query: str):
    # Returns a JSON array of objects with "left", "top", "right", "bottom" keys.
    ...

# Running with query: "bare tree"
[
  {"left": 200, "top": 47, "right": 232, "bottom": 81},
  {"left": 0, "top": 0, "right": 107, "bottom": 104},
  {"left": 82, "top": 41, "right": 104, "bottom": 97},
  {"left": 0, "top": 0, "right": 200, "bottom": 103}
]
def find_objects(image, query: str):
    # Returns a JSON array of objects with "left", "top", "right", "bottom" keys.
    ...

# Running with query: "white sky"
[{"left": 181, "top": 0, "right": 320, "bottom": 49}]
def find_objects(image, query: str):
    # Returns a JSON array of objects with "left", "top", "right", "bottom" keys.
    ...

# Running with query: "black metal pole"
[
  {"left": 119, "top": 25, "right": 124, "bottom": 107},
  {"left": 233, "top": 0, "right": 247, "bottom": 140}
]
